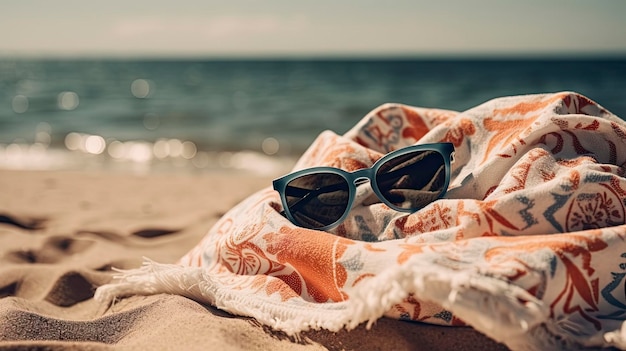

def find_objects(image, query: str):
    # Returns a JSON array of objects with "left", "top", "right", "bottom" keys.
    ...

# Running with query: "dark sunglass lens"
[
  {"left": 375, "top": 150, "right": 446, "bottom": 210},
  {"left": 284, "top": 173, "right": 350, "bottom": 229}
]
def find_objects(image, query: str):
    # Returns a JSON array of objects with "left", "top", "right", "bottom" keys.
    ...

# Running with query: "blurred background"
[{"left": 0, "top": 0, "right": 625, "bottom": 174}]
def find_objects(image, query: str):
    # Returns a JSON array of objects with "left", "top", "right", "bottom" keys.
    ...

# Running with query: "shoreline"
[{"left": 0, "top": 144, "right": 297, "bottom": 176}]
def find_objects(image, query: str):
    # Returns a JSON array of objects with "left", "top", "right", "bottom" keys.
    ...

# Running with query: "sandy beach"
[{"left": 0, "top": 169, "right": 507, "bottom": 351}]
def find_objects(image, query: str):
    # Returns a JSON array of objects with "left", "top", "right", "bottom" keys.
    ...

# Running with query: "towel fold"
[{"left": 97, "top": 92, "right": 626, "bottom": 350}]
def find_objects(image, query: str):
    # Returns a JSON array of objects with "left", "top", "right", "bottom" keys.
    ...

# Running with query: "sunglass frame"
[{"left": 272, "top": 142, "right": 455, "bottom": 230}]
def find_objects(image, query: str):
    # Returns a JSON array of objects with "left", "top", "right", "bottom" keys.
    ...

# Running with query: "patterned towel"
[{"left": 96, "top": 92, "right": 626, "bottom": 350}]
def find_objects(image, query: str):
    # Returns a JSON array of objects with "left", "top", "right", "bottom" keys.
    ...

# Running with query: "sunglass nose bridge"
[{"left": 354, "top": 177, "right": 370, "bottom": 186}]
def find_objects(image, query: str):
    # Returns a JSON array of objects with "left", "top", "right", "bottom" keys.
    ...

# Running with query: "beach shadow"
[
  {"left": 3, "top": 250, "right": 37, "bottom": 264},
  {"left": 45, "top": 271, "right": 97, "bottom": 307},
  {"left": 197, "top": 303, "right": 319, "bottom": 346},
  {"left": 252, "top": 322, "right": 313, "bottom": 345},
  {"left": 302, "top": 319, "right": 510, "bottom": 351},
  {"left": 76, "top": 228, "right": 181, "bottom": 246},
  {"left": 199, "top": 302, "right": 241, "bottom": 319},
  {"left": 3, "top": 236, "right": 95, "bottom": 264},
  {"left": 0, "top": 282, "right": 18, "bottom": 298},
  {"left": 0, "top": 213, "right": 46, "bottom": 230},
  {"left": 132, "top": 228, "right": 179, "bottom": 238},
  {"left": 94, "top": 260, "right": 136, "bottom": 272}
]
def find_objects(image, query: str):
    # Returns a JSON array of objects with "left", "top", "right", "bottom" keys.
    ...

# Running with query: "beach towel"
[{"left": 96, "top": 92, "right": 626, "bottom": 350}]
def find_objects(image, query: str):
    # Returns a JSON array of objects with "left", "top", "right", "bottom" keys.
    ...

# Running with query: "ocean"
[{"left": 1, "top": 58, "right": 625, "bottom": 174}]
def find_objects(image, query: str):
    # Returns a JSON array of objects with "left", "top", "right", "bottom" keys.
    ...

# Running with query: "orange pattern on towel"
[{"left": 171, "top": 92, "right": 626, "bottom": 349}]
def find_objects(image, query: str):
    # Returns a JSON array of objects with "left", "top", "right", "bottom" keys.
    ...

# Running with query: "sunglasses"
[{"left": 272, "top": 142, "right": 455, "bottom": 230}]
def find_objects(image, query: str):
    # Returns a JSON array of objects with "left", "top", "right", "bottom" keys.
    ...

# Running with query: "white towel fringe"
[
  {"left": 603, "top": 321, "right": 626, "bottom": 350},
  {"left": 96, "top": 256, "right": 626, "bottom": 349}
]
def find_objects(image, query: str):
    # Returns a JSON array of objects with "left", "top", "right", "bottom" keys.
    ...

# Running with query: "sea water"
[{"left": 1, "top": 58, "right": 625, "bottom": 174}]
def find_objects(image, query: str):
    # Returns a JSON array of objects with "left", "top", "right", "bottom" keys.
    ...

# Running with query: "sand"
[{"left": 0, "top": 169, "right": 507, "bottom": 350}]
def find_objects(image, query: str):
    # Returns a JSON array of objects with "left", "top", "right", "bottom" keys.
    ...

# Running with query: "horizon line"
[{"left": 1, "top": 50, "right": 626, "bottom": 61}]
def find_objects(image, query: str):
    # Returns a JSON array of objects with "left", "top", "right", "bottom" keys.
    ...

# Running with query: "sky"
[{"left": 0, "top": 0, "right": 625, "bottom": 58}]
